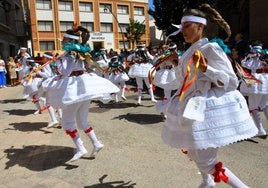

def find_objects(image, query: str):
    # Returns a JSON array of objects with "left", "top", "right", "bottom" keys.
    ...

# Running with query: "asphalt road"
[{"left": 0, "top": 84, "right": 267, "bottom": 188}]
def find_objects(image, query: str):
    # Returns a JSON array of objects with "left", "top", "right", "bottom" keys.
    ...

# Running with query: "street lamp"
[{"left": 104, "top": 5, "right": 126, "bottom": 50}]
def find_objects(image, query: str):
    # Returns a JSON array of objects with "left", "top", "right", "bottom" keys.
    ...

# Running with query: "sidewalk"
[{"left": 0, "top": 85, "right": 267, "bottom": 188}]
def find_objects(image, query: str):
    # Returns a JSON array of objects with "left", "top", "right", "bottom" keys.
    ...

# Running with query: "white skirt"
[
  {"left": 109, "top": 72, "right": 129, "bottom": 83},
  {"left": 41, "top": 72, "right": 120, "bottom": 108},
  {"left": 240, "top": 73, "right": 268, "bottom": 94},
  {"left": 162, "top": 90, "right": 258, "bottom": 150},
  {"left": 153, "top": 68, "right": 180, "bottom": 90},
  {"left": 22, "top": 77, "right": 43, "bottom": 97},
  {"left": 128, "top": 63, "right": 152, "bottom": 78}
]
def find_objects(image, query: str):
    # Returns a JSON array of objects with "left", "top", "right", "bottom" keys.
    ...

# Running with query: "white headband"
[
  {"left": 63, "top": 33, "right": 79, "bottom": 40},
  {"left": 181, "top": 15, "right": 207, "bottom": 25},
  {"left": 252, "top": 45, "right": 262, "bottom": 49},
  {"left": 43, "top": 54, "right": 53, "bottom": 59},
  {"left": 166, "top": 15, "right": 207, "bottom": 44},
  {"left": 169, "top": 44, "right": 177, "bottom": 50}
]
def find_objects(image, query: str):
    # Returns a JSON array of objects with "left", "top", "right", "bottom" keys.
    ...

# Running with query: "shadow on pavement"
[
  {"left": 4, "top": 109, "right": 37, "bottom": 116},
  {"left": 0, "top": 99, "right": 27, "bottom": 104},
  {"left": 85, "top": 174, "right": 136, "bottom": 188},
  {"left": 4, "top": 145, "right": 78, "bottom": 171},
  {"left": 8, "top": 122, "right": 58, "bottom": 134},
  {"left": 97, "top": 102, "right": 138, "bottom": 109},
  {"left": 113, "top": 113, "right": 164, "bottom": 124}
]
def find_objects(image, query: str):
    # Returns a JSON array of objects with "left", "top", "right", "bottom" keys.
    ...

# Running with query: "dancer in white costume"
[
  {"left": 152, "top": 43, "right": 181, "bottom": 118},
  {"left": 239, "top": 41, "right": 268, "bottom": 138},
  {"left": 91, "top": 49, "right": 110, "bottom": 79},
  {"left": 107, "top": 55, "right": 129, "bottom": 102},
  {"left": 161, "top": 4, "right": 258, "bottom": 188},
  {"left": 17, "top": 47, "right": 31, "bottom": 98},
  {"left": 40, "top": 26, "right": 119, "bottom": 162},
  {"left": 34, "top": 52, "right": 62, "bottom": 128},
  {"left": 21, "top": 56, "right": 60, "bottom": 128},
  {"left": 127, "top": 42, "right": 157, "bottom": 104},
  {"left": 21, "top": 58, "right": 45, "bottom": 114}
]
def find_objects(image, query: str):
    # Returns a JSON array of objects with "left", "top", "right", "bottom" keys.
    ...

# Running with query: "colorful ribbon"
[{"left": 178, "top": 50, "right": 201, "bottom": 101}]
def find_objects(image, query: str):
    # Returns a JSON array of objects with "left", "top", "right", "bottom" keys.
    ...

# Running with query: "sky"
[{"left": 148, "top": 0, "right": 154, "bottom": 10}]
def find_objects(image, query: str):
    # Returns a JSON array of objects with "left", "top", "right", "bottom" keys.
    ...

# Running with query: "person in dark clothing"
[{"left": 233, "top": 33, "right": 248, "bottom": 61}]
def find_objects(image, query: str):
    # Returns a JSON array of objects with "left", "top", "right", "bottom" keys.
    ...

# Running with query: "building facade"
[
  {"left": 0, "top": 0, "right": 30, "bottom": 60},
  {"left": 27, "top": 0, "right": 149, "bottom": 56}
]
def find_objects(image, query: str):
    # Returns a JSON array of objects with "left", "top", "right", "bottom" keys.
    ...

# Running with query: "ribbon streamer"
[{"left": 178, "top": 50, "right": 201, "bottom": 101}]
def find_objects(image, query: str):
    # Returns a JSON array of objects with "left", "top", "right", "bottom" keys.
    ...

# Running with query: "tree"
[
  {"left": 148, "top": 0, "right": 216, "bottom": 43},
  {"left": 124, "top": 19, "right": 145, "bottom": 49}
]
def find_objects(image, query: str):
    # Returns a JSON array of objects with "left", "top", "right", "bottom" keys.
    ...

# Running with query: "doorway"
[{"left": 93, "top": 42, "right": 104, "bottom": 51}]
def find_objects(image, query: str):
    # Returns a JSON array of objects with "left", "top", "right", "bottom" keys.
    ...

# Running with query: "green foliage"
[{"left": 124, "top": 19, "right": 146, "bottom": 49}]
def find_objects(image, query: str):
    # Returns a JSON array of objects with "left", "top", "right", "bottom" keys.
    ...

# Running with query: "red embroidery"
[
  {"left": 84, "top": 127, "right": 93, "bottom": 133},
  {"left": 65, "top": 129, "right": 78, "bottom": 138},
  {"left": 212, "top": 162, "right": 229, "bottom": 183}
]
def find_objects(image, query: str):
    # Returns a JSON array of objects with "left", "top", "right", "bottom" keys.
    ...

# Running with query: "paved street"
[{"left": 0, "top": 85, "right": 267, "bottom": 188}]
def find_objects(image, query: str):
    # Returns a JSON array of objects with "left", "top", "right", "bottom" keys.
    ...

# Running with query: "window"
[
  {"left": 40, "top": 41, "right": 55, "bottom": 51},
  {"left": 60, "top": 21, "right": 74, "bottom": 31},
  {"left": 119, "top": 24, "right": 128, "bottom": 33},
  {"left": 100, "top": 23, "right": 113, "bottom": 32},
  {"left": 100, "top": 4, "right": 111, "bottom": 13},
  {"left": 120, "top": 41, "right": 129, "bottom": 50},
  {"left": 79, "top": 2, "right": 92, "bottom": 12},
  {"left": 38, "top": 21, "right": 53, "bottom": 31},
  {"left": 81, "top": 22, "right": 94, "bottom": 32},
  {"left": 36, "top": 0, "right": 51, "bottom": 10},
  {"left": 0, "top": 8, "right": 7, "bottom": 25},
  {"left": 134, "top": 7, "right": 144, "bottom": 16},
  {"left": 58, "top": 1, "right": 73, "bottom": 11},
  {"left": 117, "top": 5, "right": 128, "bottom": 14}
]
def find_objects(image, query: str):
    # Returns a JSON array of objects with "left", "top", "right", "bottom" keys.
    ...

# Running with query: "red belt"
[{"left": 69, "top": 70, "right": 85, "bottom": 77}]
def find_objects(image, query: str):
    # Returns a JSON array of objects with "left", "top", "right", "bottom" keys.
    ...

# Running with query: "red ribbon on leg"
[
  {"left": 212, "top": 162, "right": 229, "bottom": 183},
  {"left": 84, "top": 127, "right": 93, "bottom": 134},
  {"left": 65, "top": 129, "right": 78, "bottom": 139}
]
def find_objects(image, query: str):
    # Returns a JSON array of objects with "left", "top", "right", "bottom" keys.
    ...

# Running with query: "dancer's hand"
[{"left": 193, "top": 50, "right": 207, "bottom": 72}]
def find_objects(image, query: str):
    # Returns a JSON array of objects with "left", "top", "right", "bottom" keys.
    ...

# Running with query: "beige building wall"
[{"left": 28, "top": 0, "right": 150, "bottom": 56}]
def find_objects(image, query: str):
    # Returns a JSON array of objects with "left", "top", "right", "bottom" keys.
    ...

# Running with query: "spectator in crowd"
[
  {"left": 0, "top": 55, "right": 6, "bottom": 88},
  {"left": 7, "top": 56, "right": 17, "bottom": 87}
]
